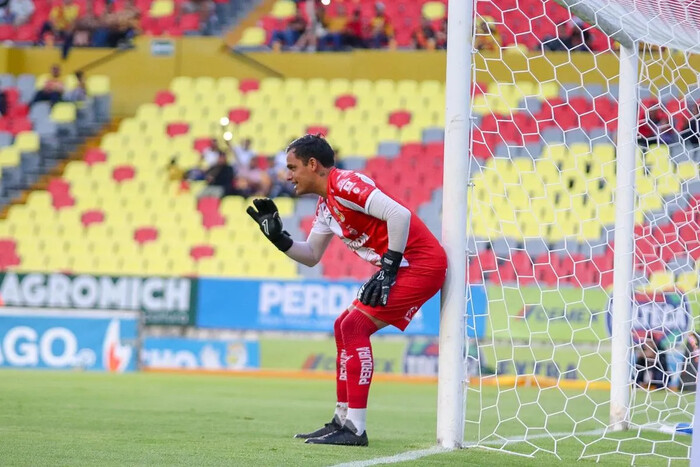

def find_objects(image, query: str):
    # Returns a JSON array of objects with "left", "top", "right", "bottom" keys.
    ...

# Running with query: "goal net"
[{"left": 461, "top": 0, "right": 700, "bottom": 463}]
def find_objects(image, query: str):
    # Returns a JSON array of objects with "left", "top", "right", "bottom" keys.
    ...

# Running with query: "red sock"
[
  {"left": 334, "top": 309, "right": 350, "bottom": 404},
  {"left": 341, "top": 311, "right": 378, "bottom": 409}
]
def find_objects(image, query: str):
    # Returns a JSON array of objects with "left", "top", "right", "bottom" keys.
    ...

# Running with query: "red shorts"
[{"left": 353, "top": 265, "right": 446, "bottom": 331}]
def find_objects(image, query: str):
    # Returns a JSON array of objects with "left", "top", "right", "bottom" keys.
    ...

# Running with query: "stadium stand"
[
  {"left": 0, "top": 67, "right": 695, "bottom": 293},
  {"left": 0, "top": 71, "right": 111, "bottom": 207},
  {"left": 238, "top": 0, "right": 610, "bottom": 51},
  {"left": 2, "top": 0, "right": 250, "bottom": 44}
]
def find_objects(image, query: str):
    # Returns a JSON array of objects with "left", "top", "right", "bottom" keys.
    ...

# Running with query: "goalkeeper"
[{"left": 247, "top": 134, "right": 447, "bottom": 447}]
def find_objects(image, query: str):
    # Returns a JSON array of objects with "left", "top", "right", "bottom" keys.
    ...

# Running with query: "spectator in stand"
[
  {"left": 237, "top": 156, "right": 272, "bottom": 197},
  {"left": 200, "top": 150, "right": 237, "bottom": 199},
  {"left": 73, "top": 0, "right": 101, "bottom": 47},
  {"left": 0, "top": 0, "right": 35, "bottom": 27},
  {"left": 38, "top": 0, "right": 80, "bottom": 60},
  {"left": 64, "top": 70, "right": 87, "bottom": 103},
  {"left": 201, "top": 137, "right": 222, "bottom": 170},
  {"left": 638, "top": 106, "right": 675, "bottom": 150},
  {"left": 320, "top": 3, "right": 349, "bottom": 51},
  {"left": 681, "top": 100, "right": 700, "bottom": 147},
  {"left": 182, "top": 0, "right": 215, "bottom": 35},
  {"left": 634, "top": 333, "right": 668, "bottom": 389},
  {"left": 343, "top": 8, "right": 365, "bottom": 49},
  {"left": 367, "top": 2, "right": 393, "bottom": 49},
  {"left": 474, "top": 19, "right": 501, "bottom": 52},
  {"left": 268, "top": 142, "right": 295, "bottom": 197},
  {"left": 30, "top": 64, "right": 64, "bottom": 107},
  {"left": 568, "top": 22, "right": 593, "bottom": 52},
  {"left": 542, "top": 23, "right": 573, "bottom": 52},
  {"left": 233, "top": 137, "right": 255, "bottom": 170},
  {"left": 269, "top": 8, "right": 307, "bottom": 51},
  {"left": 411, "top": 16, "right": 435, "bottom": 50},
  {"left": 434, "top": 18, "right": 447, "bottom": 50},
  {"left": 292, "top": 5, "right": 328, "bottom": 52},
  {"left": 107, "top": 0, "right": 140, "bottom": 47}
]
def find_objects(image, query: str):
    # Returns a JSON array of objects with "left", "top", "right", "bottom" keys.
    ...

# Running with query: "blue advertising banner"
[
  {"left": 141, "top": 337, "right": 259, "bottom": 371},
  {"left": 0, "top": 308, "right": 139, "bottom": 372},
  {"left": 197, "top": 278, "right": 487, "bottom": 336}
]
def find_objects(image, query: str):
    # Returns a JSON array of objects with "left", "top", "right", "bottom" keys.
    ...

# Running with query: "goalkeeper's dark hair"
[{"left": 286, "top": 134, "right": 335, "bottom": 168}]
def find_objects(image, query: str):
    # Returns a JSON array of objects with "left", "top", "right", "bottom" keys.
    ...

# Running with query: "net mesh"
[{"left": 463, "top": 0, "right": 700, "bottom": 463}]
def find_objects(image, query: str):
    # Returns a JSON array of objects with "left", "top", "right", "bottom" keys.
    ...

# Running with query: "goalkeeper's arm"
[
  {"left": 285, "top": 231, "right": 333, "bottom": 267},
  {"left": 246, "top": 198, "right": 332, "bottom": 266}
]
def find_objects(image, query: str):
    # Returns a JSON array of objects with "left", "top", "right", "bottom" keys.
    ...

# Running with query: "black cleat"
[
  {"left": 305, "top": 426, "right": 369, "bottom": 446},
  {"left": 294, "top": 417, "right": 343, "bottom": 439}
]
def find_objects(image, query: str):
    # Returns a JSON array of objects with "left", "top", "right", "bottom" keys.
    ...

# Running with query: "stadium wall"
[{"left": 5, "top": 38, "right": 696, "bottom": 117}]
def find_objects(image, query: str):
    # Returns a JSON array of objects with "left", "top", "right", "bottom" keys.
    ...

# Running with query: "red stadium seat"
[
  {"left": 239, "top": 79, "right": 260, "bottom": 94},
  {"left": 81, "top": 210, "right": 105, "bottom": 228},
  {"left": 154, "top": 90, "right": 176, "bottom": 107},
  {"left": 388, "top": 110, "right": 412, "bottom": 129},
  {"left": 197, "top": 197, "right": 220, "bottom": 215},
  {"left": 113, "top": 165, "right": 136, "bottom": 183},
  {"left": 229, "top": 107, "right": 251, "bottom": 124},
  {"left": 306, "top": 125, "right": 329, "bottom": 137},
  {"left": 84, "top": 148, "right": 107, "bottom": 165},
  {"left": 335, "top": 94, "right": 357, "bottom": 111},
  {"left": 134, "top": 227, "right": 159, "bottom": 245},
  {"left": 167, "top": 122, "right": 189, "bottom": 137}
]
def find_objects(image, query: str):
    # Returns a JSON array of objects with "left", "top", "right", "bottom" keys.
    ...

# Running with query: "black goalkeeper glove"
[
  {"left": 357, "top": 249, "right": 403, "bottom": 307},
  {"left": 246, "top": 198, "right": 294, "bottom": 252}
]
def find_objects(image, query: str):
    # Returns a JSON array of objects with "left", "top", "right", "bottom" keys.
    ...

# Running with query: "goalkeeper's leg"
[
  {"left": 294, "top": 309, "right": 350, "bottom": 439},
  {"left": 307, "top": 309, "right": 378, "bottom": 446}
]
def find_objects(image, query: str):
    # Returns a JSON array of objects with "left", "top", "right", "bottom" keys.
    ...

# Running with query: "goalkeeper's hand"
[
  {"left": 246, "top": 198, "right": 293, "bottom": 252},
  {"left": 357, "top": 250, "right": 403, "bottom": 307}
]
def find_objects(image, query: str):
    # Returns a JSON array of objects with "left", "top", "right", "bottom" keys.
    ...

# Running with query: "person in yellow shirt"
[
  {"left": 322, "top": 4, "right": 349, "bottom": 51},
  {"left": 474, "top": 18, "right": 502, "bottom": 52},
  {"left": 368, "top": 2, "right": 393, "bottom": 49},
  {"left": 38, "top": 0, "right": 80, "bottom": 59}
]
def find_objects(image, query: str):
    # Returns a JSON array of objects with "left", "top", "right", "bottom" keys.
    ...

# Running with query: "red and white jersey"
[{"left": 311, "top": 168, "right": 446, "bottom": 270}]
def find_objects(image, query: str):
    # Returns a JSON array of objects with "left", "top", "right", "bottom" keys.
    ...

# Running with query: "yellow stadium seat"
[
  {"left": 194, "top": 76, "right": 216, "bottom": 96},
  {"left": 150, "top": 0, "right": 174, "bottom": 18},
  {"left": 136, "top": 103, "right": 161, "bottom": 123},
  {"left": 422, "top": 1, "right": 446, "bottom": 19},
  {"left": 396, "top": 79, "right": 418, "bottom": 98},
  {"left": 0, "top": 147, "right": 20, "bottom": 168},
  {"left": 349, "top": 79, "right": 371, "bottom": 97},
  {"left": 51, "top": 102, "right": 76, "bottom": 123},
  {"left": 216, "top": 77, "right": 239, "bottom": 95},
  {"left": 399, "top": 124, "right": 422, "bottom": 144},
  {"left": 418, "top": 80, "right": 441, "bottom": 97},
  {"left": 170, "top": 76, "right": 193, "bottom": 96},
  {"left": 17, "top": 252, "right": 46, "bottom": 273},
  {"left": 239, "top": 27, "right": 266, "bottom": 47},
  {"left": 14, "top": 131, "right": 40, "bottom": 153},
  {"left": 676, "top": 272, "right": 698, "bottom": 293},
  {"left": 144, "top": 256, "right": 173, "bottom": 276},
  {"left": 677, "top": 160, "right": 699, "bottom": 180},
  {"left": 270, "top": 0, "right": 296, "bottom": 18},
  {"left": 648, "top": 271, "right": 675, "bottom": 291},
  {"left": 307, "top": 78, "right": 329, "bottom": 96},
  {"left": 121, "top": 256, "right": 147, "bottom": 276},
  {"left": 93, "top": 255, "right": 122, "bottom": 275},
  {"left": 86, "top": 75, "right": 110, "bottom": 96},
  {"left": 26, "top": 190, "right": 52, "bottom": 210}
]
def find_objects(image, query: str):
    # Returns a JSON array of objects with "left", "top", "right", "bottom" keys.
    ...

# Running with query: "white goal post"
[{"left": 439, "top": 0, "right": 700, "bottom": 462}]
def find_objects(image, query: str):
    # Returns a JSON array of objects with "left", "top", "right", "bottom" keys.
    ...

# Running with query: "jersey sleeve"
[
  {"left": 332, "top": 171, "right": 379, "bottom": 214},
  {"left": 310, "top": 198, "right": 333, "bottom": 235}
]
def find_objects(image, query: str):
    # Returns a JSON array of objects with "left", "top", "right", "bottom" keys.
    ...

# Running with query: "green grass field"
[{"left": 0, "top": 370, "right": 691, "bottom": 466}]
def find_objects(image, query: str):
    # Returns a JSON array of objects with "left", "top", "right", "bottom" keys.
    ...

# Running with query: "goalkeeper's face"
[{"left": 286, "top": 150, "right": 321, "bottom": 196}]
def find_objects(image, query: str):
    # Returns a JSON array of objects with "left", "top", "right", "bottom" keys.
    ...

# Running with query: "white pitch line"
[
  {"left": 330, "top": 429, "right": 607, "bottom": 467},
  {"left": 331, "top": 446, "right": 450, "bottom": 467}
]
